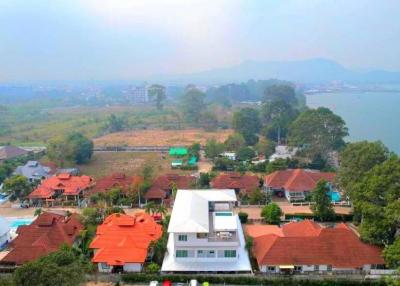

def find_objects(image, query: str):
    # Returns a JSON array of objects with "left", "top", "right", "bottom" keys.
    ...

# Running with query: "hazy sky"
[{"left": 0, "top": 0, "right": 399, "bottom": 81}]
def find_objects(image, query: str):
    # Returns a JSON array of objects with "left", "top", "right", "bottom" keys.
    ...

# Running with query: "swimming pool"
[
  {"left": 215, "top": 212, "right": 233, "bottom": 217},
  {"left": 328, "top": 191, "right": 341, "bottom": 203},
  {"left": 8, "top": 218, "right": 34, "bottom": 229}
]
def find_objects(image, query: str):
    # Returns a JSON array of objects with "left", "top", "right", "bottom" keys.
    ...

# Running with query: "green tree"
[
  {"left": 311, "top": 180, "right": 335, "bottom": 221},
  {"left": 384, "top": 237, "right": 400, "bottom": 269},
  {"left": 255, "top": 138, "right": 276, "bottom": 157},
  {"left": 144, "top": 201, "right": 157, "bottom": 215},
  {"left": 181, "top": 89, "right": 206, "bottom": 124},
  {"left": 263, "top": 84, "right": 297, "bottom": 105},
  {"left": 199, "top": 111, "right": 219, "bottom": 131},
  {"left": 102, "top": 114, "right": 126, "bottom": 133},
  {"left": 148, "top": 84, "right": 166, "bottom": 110},
  {"left": 204, "top": 138, "right": 225, "bottom": 159},
  {"left": 3, "top": 175, "right": 32, "bottom": 201},
  {"left": 261, "top": 100, "right": 299, "bottom": 143},
  {"left": 198, "top": 173, "right": 211, "bottom": 188},
  {"left": 232, "top": 108, "right": 261, "bottom": 145},
  {"left": 289, "top": 107, "right": 348, "bottom": 155},
  {"left": 354, "top": 156, "right": 400, "bottom": 245},
  {"left": 66, "top": 132, "right": 93, "bottom": 164},
  {"left": 142, "top": 164, "right": 154, "bottom": 183},
  {"left": 13, "top": 246, "right": 86, "bottom": 286},
  {"left": 224, "top": 133, "right": 246, "bottom": 152},
  {"left": 265, "top": 158, "right": 289, "bottom": 174},
  {"left": 249, "top": 188, "right": 266, "bottom": 205},
  {"left": 338, "top": 141, "right": 389, "bottom": 199},
  {"left": 188, "top": 142, "right": 201, "bottom": 160},
  {"left": 236, "top": 146, "right": 256, "bottom": 161},
  {"left": 261, "top": 203, "right": 282, "bottom": 225}
]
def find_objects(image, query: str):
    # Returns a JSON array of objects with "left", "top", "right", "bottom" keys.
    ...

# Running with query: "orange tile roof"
[
  {"left": 2, "top": 212, "right": 83, "bottom": 265},
  {"left": 89, "top": 212, "right": 162, "bottom": 266},
  {"left": 144, "top": 174, "right": 196, "bottom": 200},
  {"left": 87, "top": 173, "right": 143, "bottom": 197},
  {"left": 211, "top": 173, "right": 260, "bottom": 194},
  {"left": 247, "top": 220, "right": 384, "bottom": 268},
  {"left": 28, "top": 173, "right": 94, "bottom": 199},
  {"left": 265, "top": 169, "right": 336, "bottom": 192}
]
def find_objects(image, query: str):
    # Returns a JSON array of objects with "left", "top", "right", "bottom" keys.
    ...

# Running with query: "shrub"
[
  {"left": 145, "top": 263, "right": 160, "bottom": 273},
  {"left": 238, "top": 212, "right": 248, "bottom": 224}
]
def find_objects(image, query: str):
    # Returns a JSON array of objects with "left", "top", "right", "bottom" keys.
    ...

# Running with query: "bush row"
[{"left": 122, "top": 273, "right": 387, "bottom": 286}]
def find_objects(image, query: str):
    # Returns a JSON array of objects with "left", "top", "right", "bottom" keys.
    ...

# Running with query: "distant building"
[
  {"left": 219, "top": 152, "right": 236, "bottom": 161},
  {"left": 132, "top": 85, "right": 149, "bottom": 103},
  {"left": 14, "top": 161, "right": 52, "bottom": 182},
  {"left": 264, "top": 169, "right": 336, "bottom": 202},
  {"left": 144, "top": 174, "right": 196, "bottom": 205},
  {"left": 161, "top": 189, "right": 252, "bottom": 273},
  {"left": 0, "top": 146, "right": 29, "bottom": 163},
  {"left": 269, "top": 145, "right": 298, "bottom": 162},
  {"left": 1, "top": 212, "right": 83, "bottom": 265},
  {"left": 90, "top": 213, "right": 162, "bottom": 273},
  {"left": 211, "top": 172, "right": 260, "bottom": 196},
  {"left": 246, "top": 220, "right": 384, "bottom": 274}
]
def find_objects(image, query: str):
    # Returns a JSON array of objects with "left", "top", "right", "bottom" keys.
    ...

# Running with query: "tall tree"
[
  {"left": 289, "top": 107, "right": 348, "bottom": 155},
  {"left": 232, "top": 107, "right": 261, "bottom": 145},
  {"left": 181, "top": 89, "right": 206, "bottom": 124},
  {"left": 224, "top": 133, "right": 246, "bottom": 152},
  {"left": 3, "top": 175, "right": 32, "bottom": 201},
  {"left": 311, "top": 180, "right": 335, "bottom": 221},
  {"left": 354, "top": 156, "right": 400, "bottom": 245},
  {"left": 338, "top": 141, "right": 389, "bottom": 199},
  {"left": 102, "top": 114, "right": 126, "bottom": 133},
  {"left": 263, "top": 85, "right": 297, "bottom": 105},
  {"left": 148, "top": 84, "right": 166, "bottom": 110},
  {"left": 204, "top": 138, "right": 225, "bottom": 159},
  {"left": 67, "top": 132, "right": 94, "bottom": 164}
]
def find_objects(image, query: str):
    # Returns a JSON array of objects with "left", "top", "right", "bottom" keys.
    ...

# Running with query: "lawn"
[{"left": 78, "top": 151, "right": 193, "bottom": 180}]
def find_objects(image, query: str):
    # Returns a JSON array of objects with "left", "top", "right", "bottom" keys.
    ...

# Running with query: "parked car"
[
  {"left": 190, "top": 280, "right": 198, "bottom": 286},
  {"left": 150, "top": 281, "right": 159, "bottom": 286},
  {"left": 163, "top": 280, "right": 172, "bottom": 286}
]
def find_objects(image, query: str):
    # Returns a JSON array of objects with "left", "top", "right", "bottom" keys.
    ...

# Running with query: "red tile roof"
[
  {"left": 144, "top": 174, "right": 196, "bottom": 200},
  {"left": 265, "top": 169, "right": 336, "bottom": 192},
  {"left": 2, "top": 212, "right": 83, "bottom": 265},
  {"left": 86, "top": 173, "right": 143, "bottom": 197},
  {"left": 211, "top": 173, "right": 260, "bottom": 194},
  {"left": 246, "top": 220, "right": 384, "bottom": 268},
  {"left": 89, "top": 213, "right": 162, "bottom": 265},
  {"left": 28, "top": 174, "right": 94, "bottom": 199}
]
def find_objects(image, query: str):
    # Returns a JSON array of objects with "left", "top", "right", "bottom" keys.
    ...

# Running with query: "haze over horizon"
[{"left": 1, "top": 0, "right": 399, "bottom": 82}]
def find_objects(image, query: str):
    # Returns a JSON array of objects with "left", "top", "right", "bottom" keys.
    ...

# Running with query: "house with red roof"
[
  {"left": 264, "top": 169, "right": 336, "bottom": 202},
  {"left": 144, "top": 174, "right": 196, "bottom": 205},
  {"left": 28, "top": 173, "right": 94, "bottom": 206},
  {"left": 89, "top": 212, "right": 162, "bottom": 273},
  {"left": 86, "top": 173, "right": 143, "bottom": 197},
  {"left": 211, "top": 173, "right": 260, "bottom": 196},
  {"left": 246, "top": 220, "right": 384, "bottom": 274},
  {"left": 1, "top": 212, "right": 83, "bottom": 265}
]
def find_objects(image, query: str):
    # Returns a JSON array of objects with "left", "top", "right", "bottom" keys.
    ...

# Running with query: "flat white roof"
[
  {"left": 213, "top": 212, "right": 237, "bottom": 231},
  {"left": 168, "top": 189, "right": 237, "bottom": 233}
]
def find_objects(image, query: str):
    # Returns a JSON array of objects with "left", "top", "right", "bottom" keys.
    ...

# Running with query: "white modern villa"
[{"left": 161, "top": 189, "right": 252, "bottom": 273}]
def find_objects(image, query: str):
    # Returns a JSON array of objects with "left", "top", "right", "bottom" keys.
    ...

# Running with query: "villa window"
[
  {"left": 314, "top": 265, "right": 320, "bottom": 271},
  {"left": 178, "top": 234, "right": 187, "bottom": 241},
  {"left": 267, "top": 266, "right": 276, "bottom": 271},
  {"left": 196, "top": 233, "right": 207, "bottom": 239},
  {"left": 294, "top": 266, "right": 302, "bottom": 272},
  {"left": 224, "top": 250, "right": 236, "bottom": 258},
  {"left": 176, "top": 250, "right": 188, "bottom": 258},
  {"left": 100, "top": 263, "right": 110, "bottom": 270}
]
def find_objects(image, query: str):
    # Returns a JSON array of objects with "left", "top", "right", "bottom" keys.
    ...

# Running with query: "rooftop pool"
[
  {"left": 215, "top": 212, "right": 233, "bottom": 217},
  {"left": 328, "top": 191, "right": 341, "bottom": 203}
]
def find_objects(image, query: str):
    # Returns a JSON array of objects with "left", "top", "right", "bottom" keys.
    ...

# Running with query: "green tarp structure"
[
  {"left": 169, "top": 147, "right": 188, "bottom": 157},
  {"left": 188, "top": 156, "right": 197, "bottom": 166}
]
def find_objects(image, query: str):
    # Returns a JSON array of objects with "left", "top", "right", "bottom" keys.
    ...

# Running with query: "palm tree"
[
  {"left": 156, "top": 204, "right": 167, "bottom": 218},
  {"left": 144, "top": 201, "right": 156, "bottom": 215}
]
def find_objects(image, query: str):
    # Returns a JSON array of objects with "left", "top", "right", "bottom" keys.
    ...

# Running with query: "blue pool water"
[
  {"left": 8, "top": 218, "right": 34, "bottom": 228},
  {"left": 328, "top": 191, "right": 341, "bottom": 203},
  {"left": 215, "top": 212, "right": 233, "bottom": 217}
]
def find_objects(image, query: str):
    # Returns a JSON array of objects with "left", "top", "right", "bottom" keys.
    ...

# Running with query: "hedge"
[{"left": 122, "top": 273, "right": 387, "bottom": 286}]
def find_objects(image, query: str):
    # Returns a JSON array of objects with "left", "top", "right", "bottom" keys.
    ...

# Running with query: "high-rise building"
[{"left": 132, "top": 85, "right": 149, "bottom": 103}]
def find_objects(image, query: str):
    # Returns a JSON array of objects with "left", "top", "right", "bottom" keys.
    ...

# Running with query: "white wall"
[
  {"left": 123, "top": 263, "right": 142, "bottom": 272},
  {"left": 98, "top": 263, "right": 112, "bottom": 273}
]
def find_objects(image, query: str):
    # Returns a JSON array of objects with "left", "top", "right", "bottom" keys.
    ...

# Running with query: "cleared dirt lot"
[{"left": 93, "top": 128, "right": 233, "bottom": 147}]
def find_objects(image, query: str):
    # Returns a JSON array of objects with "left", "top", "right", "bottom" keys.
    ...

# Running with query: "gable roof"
[
  {"left": 2, "top": 212, "right": 83, "bottom": 265},
  {"left": 265, "top": 169, "right": 336, "bottom": 192},
  {"left": 144, "top": 174, "right": 196, "bottom": 200},
  {"left": 0, "top": 146, "right": 28, "bottom": 161},
  {"left": 211, "top": 173, "right": 259, "bottom": 194},
  {"left": 28, "top": 174, "right": 93, "bottom": 199},
  {"left": 168, "top": 189, "right": 237, "bottom": 233},
  {"left": 87, "top": 173, "right": 143, "bottom": 196},
  {"left": 246, "top": 220, "right": 384, "bottom": 268},
  {"left": 14, "top": 161, "right": 52, "bottom": 180},
  {"left": 89, "top": 213, "right": 162, "bottom": 265}
]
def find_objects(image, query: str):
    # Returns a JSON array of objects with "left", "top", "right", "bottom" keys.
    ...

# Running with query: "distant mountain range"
[{"left": 150, "top": 58, "right": 400, "bottom": 85}]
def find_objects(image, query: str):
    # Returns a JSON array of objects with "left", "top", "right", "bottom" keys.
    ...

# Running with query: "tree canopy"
[
  {"left": 311, "top": 180, "right": 335, "bottom": 221},
  {"left": 263, "top": 85, "right": 297, "bottom": 105},
  {"left": 289, "top": 107, "right": 348, "bottom": 155},
  {"left": 148, "top": 84, "right": 166, "bottom": 110},
  {"left": 3, "top": 175, "right": 33, "bottom": 201},
  {"left": 261, "top": 203, "right": 282, "bottom": 225},
  {"left": 181, "top": 89, "right": 206, "bottom": 124},
  {"left": 232, "top": 107, "right": 261, "bottom": 145}
]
